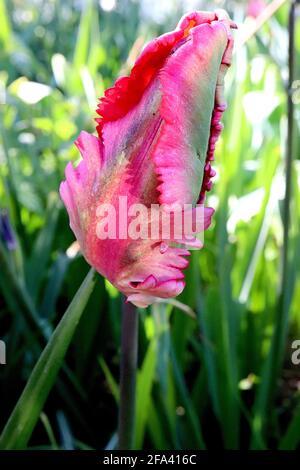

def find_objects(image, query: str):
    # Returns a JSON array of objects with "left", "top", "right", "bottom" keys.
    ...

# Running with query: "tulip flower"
[
  {"left": 246, "top": 0, "right": 266, "bottom": 18},
  {"left": 60, "top": 9, "right": 235, "bottom": 307}
]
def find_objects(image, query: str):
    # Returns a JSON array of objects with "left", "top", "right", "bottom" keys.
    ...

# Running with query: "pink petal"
[{"left": 60, "top": 10, "right": 235, "bottom": 307}]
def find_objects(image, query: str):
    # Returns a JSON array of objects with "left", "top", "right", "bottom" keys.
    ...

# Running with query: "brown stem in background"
[{"left": 118, "top": 299, "right": 139, "bottom": 450}]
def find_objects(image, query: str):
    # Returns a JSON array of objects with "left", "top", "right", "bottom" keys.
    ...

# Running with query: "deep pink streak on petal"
[
  {"left": 95, "top": 10, "right": 230, "bottom": 139},
  {"left": 154, "top": 19, "right": 230, "bottom": 207}
]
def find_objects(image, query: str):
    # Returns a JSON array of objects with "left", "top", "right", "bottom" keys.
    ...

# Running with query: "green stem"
[
  {"left": 262, "top": 0, "right": 296, "bottom": 407},
  {"left": 250, "top": 1, "right": 297, "bottom": 449},
  {"left": 277, "top": 0, "right": 296, "bottom": 361},
  {"left": 118, "top": 299, "right": 139, "bottom": 450}
]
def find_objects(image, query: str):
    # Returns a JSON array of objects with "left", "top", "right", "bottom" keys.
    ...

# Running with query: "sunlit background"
[{"left": 0, "top": 0, "right": 300, "bottom": 450}]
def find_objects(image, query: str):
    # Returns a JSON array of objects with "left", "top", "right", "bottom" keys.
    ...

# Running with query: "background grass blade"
[
  {"left": 134, "top": 337, "right": 157, "bottom": 449},
  {"left": 279, "top": 400, "right": 300, "bottom": 450}
]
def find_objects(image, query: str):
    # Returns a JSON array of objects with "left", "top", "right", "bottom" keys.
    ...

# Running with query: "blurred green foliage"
[{"left": 0, "top": 0, "right": 300, "bottom": 450}]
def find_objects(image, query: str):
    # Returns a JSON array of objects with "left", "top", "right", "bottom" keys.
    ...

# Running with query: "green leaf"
[
  {"left": 134, "top": 338, "right": 157, "bottom": 449},
  {"left": 170, "top": 345, "right": 205, "bottom": 449},
  {"left": 0, "top": 268, "right": 96, "bottom": 450},
  {"left": 26, "top": 194, "right": 60, "bottom": 300},
  {"left": 40, "top": 253, "right": 70, "bottom": 319},
  {"left": 0, "top": 0, "right": 12, "bottom": 51},
  {"left": 279, "top": 401, "right": 300, "bottom": 450},
  {"left": 39, "top": 413, "right": 59, "bottom": 450},
  {"left": 98, "top": 357, "right": 120, "bottom": 403},
  {"left": 73, "top": 0, "right": 94, "bottom": 68}
]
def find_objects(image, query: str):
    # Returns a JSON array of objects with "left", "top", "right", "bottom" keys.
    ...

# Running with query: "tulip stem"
[
  {"left": 261, "top": 0, "right": 296, "bottom": 408},
  {"left": 118, "top": 299, "right": 139, "bottom": 450},
  {"left": 277, "top": 0, "right": 296, "bottom": 347}
]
